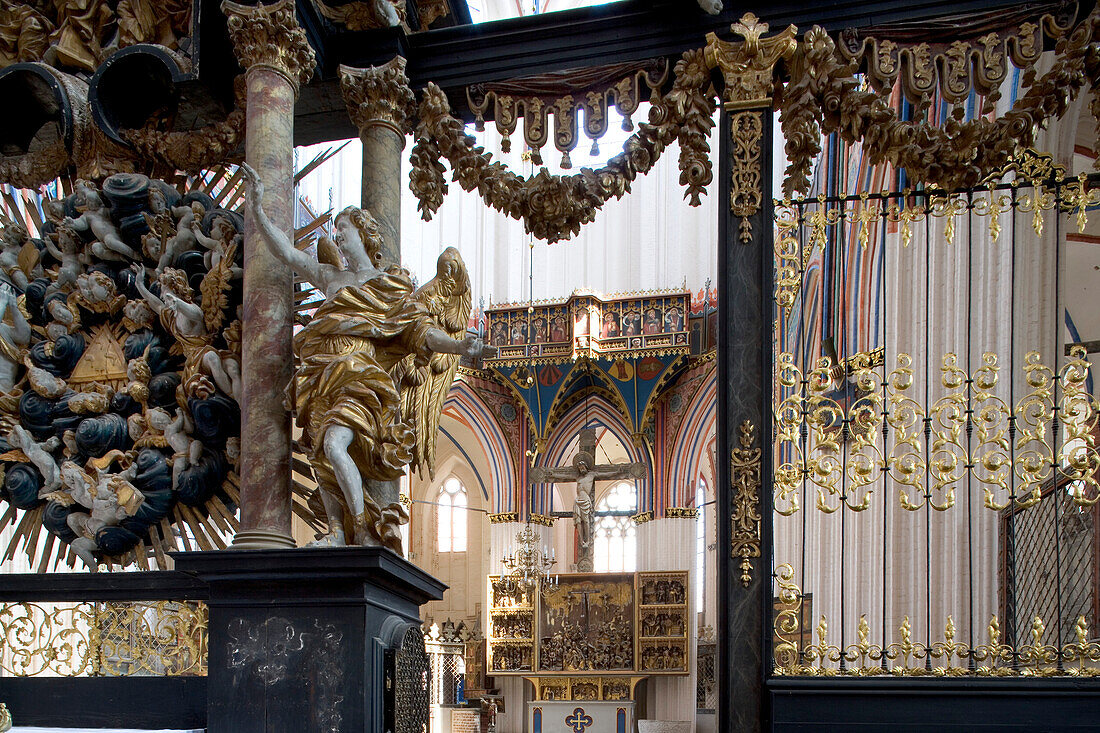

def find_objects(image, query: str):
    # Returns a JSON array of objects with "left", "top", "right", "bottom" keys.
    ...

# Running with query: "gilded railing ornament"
[
  {"left": 705, "top": 15, "right": 796, "bottom": 242},
  {"left": 0, "top": 600, "right": 208, "bottom": 677},
  {"left": 773, "top": 347, "right": 1100, "bottom": 515},
  {"left": 772, "top": 569, "right": 1100, "bottom": 677},
  {"left": 339, "top": 56, "right": 418, "bottom": 138},
  {"left": 730, "top": 420, "right": 761, "bottom": 587},
  {"left": 488, "top": 511, "right": 520, "bottom": 524},
  {"left": 221, "top": 0, "right": 317, "bottom": 95}
]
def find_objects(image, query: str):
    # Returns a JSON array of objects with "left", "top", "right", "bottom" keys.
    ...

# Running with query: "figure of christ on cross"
[{"left": 528, "top": 428, "right": 646, "bottom": 572}]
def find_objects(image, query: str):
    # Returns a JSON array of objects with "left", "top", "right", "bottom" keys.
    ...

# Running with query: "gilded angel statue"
[{"left": 242, "top": 163, "right": 494, "bottom": 552}]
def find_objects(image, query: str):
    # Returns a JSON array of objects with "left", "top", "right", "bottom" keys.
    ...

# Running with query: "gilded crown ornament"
[{"left": 705, "top": 13, "right": 798, "bottom": 108}]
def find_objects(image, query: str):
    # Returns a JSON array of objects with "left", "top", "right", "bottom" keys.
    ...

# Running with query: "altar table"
[{"left": 528, "top": 701, "right": 634, "bottom": 733}]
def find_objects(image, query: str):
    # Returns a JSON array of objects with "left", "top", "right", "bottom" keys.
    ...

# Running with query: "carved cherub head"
[
  {"left": 77, "top": 271, "right": 116, "bottom": 305},
  {"left": 157, "top": 268, "right": 192, "bottom": 302},
  {"left": 124, "top": 299, "right": 155, "bottom": 331},
  {"left": 148, "top": 187, "right": 167, "bottom": 214},
  {"left": 334, "top": 206, "right": 385, "bottom": 270},
  {"left": 74, "top": 180, "right": 103, "bottom": 211},
  {"left": 0, "top": 222, "right": 27, "bottom": 251}
]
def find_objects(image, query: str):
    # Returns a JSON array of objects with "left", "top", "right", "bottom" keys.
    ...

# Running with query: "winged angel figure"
[{"left": 242, "top": 164, "right": 494, "bottom": 552}]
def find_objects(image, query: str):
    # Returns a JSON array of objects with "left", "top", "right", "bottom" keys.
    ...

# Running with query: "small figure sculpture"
[
  {"left": 0, "top": 222, "right": 34, "bottom": 291},
  {"left": 44, "top": 226, "right": 88, "bottom": 289},
  {"left": 0, "top": 286, "right": 30, "bottom": 393},
  {"left": 158, "top": 200, "right": 205, "bottom": 270},
  {"left": 64, "top": 181, "right": 138, "bottom": 261},
  {"left": 242, "top": 163, "right": 495, "bottom": 552},
  {"left": 59, "top": 457, "right": 145, "bottom": 570},
  {"left": 130, "top": 265, "right": 242, "bottom": 402},
  {"left": 191, "top": 214, "right": 243, "bottom": 279},
  {"left": 7, "top": 424, "right": 62, "bottom": 494}
]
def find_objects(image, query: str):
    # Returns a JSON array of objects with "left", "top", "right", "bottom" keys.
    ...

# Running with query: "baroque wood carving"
[{"left": 730, "top": 420, "right": 761, "bottom": 588}]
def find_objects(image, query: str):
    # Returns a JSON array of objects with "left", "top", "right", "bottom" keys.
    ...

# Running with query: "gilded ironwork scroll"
[
  {"left": 772, "top": 564, "right": 1100, "bottom": 676},
  {"left": 730, "top": 420, "right": 761, "bottom": 587},
  {"left": 0, "top": 600, "right": 208, "bottom": 677}
]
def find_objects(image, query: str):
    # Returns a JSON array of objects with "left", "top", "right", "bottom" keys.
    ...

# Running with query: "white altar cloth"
[{"left": 528, "top": 701, "right": 634, "bottom": 733}]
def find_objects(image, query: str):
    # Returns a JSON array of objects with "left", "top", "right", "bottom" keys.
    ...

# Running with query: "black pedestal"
[{"left": 174, "top": 547, "right": 446, "bottom": 733}]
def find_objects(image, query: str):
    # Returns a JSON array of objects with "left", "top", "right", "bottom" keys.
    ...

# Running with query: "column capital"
[
  {"left": 339, "top": 56, "right": 417, "bottom": 138},
  {"left": 704, "top": 13, "right": 797, "bottom": 110},
  {"left": 222, "top": 0, "right": 316, "bottom": 95}
]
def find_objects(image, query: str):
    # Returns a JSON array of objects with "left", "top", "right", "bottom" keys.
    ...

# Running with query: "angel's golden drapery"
[{"left": 291, "top": 269, "right": 438, "bottom": 550}]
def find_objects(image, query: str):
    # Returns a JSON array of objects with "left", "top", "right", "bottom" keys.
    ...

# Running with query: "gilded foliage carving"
[
  {"left": 339, "top": 57, "right": 418, "bottom": 135},
  {"left": 777, "top": 9, "right": 1100, "bottom": 197},
  {"left": 730, "top": 420, "right": 761, "bottom": 587},
  {"left": 410, "top": 49, "right": 714, "bottom": 243},
  {"left": 221, "top": 0, "right": 316, "bottom": 93}
]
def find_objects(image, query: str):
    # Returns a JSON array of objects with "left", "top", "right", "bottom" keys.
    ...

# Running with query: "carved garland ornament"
[
  {"left": 728, "top": 111, "right": 764, "bottom": 243},
  {"left": 221, "top": 0, "right": 316, "bottom": 94},
  {"left": 730, "top": 420, "right": 761, "bottom": 588},
  {"left": 410, "top": 49, "right": 715, "bottom": 243},
  {"left": 776, "top": 7, "right": 1100, "bottom": 197}
]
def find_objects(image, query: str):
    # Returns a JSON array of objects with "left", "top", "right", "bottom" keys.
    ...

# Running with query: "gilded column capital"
[
  {"left": 704, "top": 13, "right": 797, "bottom": 110},
  {"left": 339, "top": 57, "right": 417, "bottom": 137},
  {"left": 221, "top": 0, "right": 316, "bottom": 95}
]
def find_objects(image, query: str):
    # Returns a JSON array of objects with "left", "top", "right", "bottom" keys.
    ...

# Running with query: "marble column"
[
  {"left": 222, "top": 0, "right": 316, "bottom": 549},
  {"left": 339, "top": 57, "right": 416, "bottom": 266}
]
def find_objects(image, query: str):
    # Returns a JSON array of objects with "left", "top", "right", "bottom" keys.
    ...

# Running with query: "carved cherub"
[
  {"left": 59, "top": 457, "right": 145, "bottom": 571},
  {"left": 0, "top": 285, "right": 30, "bottom": 393},
  {"left": 0, "top": 222, "right": 32, "bottom": 291},
  {"left": 190, "top": 214, "right": 242, "bottom": 279},
  {"left": 63, "top": 180, "right": 137, "bottom": 261},
  {"left": 146, "top": 405, "right": 201, "bottom": 489},
  {"left": 242, "top": 162, "right": 496, "bottom": 552},
  {"left": 130, "top": 264, "right": 241, "bottom": 402},
  {"left": 158, "top": 200, "right": 205, "bottom": 270},
  {"left": 7, "top": 424, "right": 62, "bottom": 494},
  {"left": 44, "top": 225, "right": 89, "bottom": 289}
]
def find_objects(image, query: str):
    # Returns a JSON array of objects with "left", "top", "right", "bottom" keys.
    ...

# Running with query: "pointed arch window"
[
  {"left": 438, "top": 477, "right": 468, "bottom": 553},
  {"left": 594, "top": 481, "right": 637, "bottom": 573}
]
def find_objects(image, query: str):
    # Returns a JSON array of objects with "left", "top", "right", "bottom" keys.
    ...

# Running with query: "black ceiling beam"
[{"left": 209, "top": 0, "right": 1045, "bottom": 145}]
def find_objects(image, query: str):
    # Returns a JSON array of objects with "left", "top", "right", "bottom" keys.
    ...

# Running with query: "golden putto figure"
[{"left": 243, "top": 164, "right": 493, "bottom": 553}]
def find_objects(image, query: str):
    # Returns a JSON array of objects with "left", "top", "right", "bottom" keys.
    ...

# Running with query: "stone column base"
[{"left": 174, "top": 547, "right": 446, "bottom": 732}]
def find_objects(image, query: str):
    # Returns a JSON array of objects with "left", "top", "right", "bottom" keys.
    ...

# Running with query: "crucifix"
[{"left": 529, "top": 428, "right": 646, "bottom": 572}]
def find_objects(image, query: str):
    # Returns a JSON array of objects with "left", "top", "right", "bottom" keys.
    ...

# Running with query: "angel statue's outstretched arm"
[{"left": 239, "top": 163, "right": 322, "bottom": 285}]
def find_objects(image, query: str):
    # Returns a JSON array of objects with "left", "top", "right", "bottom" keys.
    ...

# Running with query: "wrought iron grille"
[
  {"left": 394, "top": 625, "right": 430, "bottom": 733},
  {"left": 426, "top": 637, "right": 466, "bottom": 705},
  {"left": 696, "top": 640, "right": 717, "bottom": 710},
  {"left": 771, "top": 157, "right": 1100, "bottom": 677}
]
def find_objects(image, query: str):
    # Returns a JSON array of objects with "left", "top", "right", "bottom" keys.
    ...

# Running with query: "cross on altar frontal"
[{"left": 529, "top": 428, "right": 646, "bottom": 571}]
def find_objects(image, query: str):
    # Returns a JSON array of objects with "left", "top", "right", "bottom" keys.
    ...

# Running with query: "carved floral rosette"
[{"left": 0, "top": 173, "right": 243, "bottom": 570}]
